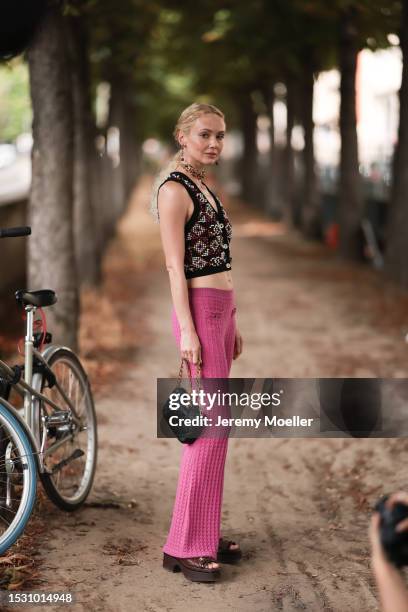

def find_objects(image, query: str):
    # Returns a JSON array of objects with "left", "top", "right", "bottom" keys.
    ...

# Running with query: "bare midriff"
[{"left": 186, "top": 270, "right": 233, "bottom": 290}]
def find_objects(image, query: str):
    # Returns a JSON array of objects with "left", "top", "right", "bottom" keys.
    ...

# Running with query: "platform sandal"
[
  {"left": 163, "top": 553, "right": 221, "bottom": 582},
  {"left": 217, "top": 538, "right": 242, "bottom": 563}
]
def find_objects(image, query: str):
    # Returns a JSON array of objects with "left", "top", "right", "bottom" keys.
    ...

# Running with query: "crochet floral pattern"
[{"left": 160, "top": 171, "right": 232, "bottom": 279}]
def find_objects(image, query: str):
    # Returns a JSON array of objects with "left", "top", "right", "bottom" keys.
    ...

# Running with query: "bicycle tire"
[
  {"left": 38, "top": 348, "right": 97, "bottom": 511},
  {"left": 0, "top": 401, "right": 37, "bottom": 555}
]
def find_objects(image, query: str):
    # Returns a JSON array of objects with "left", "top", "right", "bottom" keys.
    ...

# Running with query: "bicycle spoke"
[
  {"left": 0, "top": 513, "right": 11, "bottom": 527},
  {"left": 36, "top": 350, "right": 96, "bottom": 508}
]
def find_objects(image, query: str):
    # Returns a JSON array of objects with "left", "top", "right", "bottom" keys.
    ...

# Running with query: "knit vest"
[{"left": 158, "top": 171, "right": 232, "bottom": 279}]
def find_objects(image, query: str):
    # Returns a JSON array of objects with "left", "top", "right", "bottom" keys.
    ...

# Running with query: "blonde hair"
[{"left": 149, "top": 102, "right": 225, "bottom": 222}]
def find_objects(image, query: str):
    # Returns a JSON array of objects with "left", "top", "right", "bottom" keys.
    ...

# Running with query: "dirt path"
[{"left": 16, "top": 176, "right": 408, "bottom": 611}]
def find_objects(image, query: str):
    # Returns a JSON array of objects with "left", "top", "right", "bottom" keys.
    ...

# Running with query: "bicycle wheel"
[
  {"left": 0, "top": 401, "right": 37, "bottom": 555},
  {"left": 38, "top": 348, "right": 97, "bottom": 511}
]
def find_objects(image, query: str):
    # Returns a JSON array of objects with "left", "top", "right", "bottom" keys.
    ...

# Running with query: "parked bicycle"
[{"left": 0, "top": 226, "right": 97, "bottom": 554}]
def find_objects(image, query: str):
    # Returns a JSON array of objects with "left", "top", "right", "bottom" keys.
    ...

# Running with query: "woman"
[{"left": 151, "top": 102, "right": 243, "bottom": 582}]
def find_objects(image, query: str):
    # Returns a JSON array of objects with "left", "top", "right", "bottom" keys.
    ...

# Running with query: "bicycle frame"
[{"left": 0, "top": 304, "right": 83, "bottom": 475}]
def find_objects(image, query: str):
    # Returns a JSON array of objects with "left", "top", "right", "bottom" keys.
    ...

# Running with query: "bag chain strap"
[
  {"left": 177, "top": 358, "right": 202, "bottom": 394},
  {"left": 176, "top": 358, "right": 205, "bottom": 420}
]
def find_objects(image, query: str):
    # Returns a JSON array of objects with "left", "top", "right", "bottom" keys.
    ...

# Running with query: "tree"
[
  {"left": 27, "top": 4, "right": 79, "bottom": 349},
  {"left": 338, "top": 6, "right": 364, "bottom": 259},
  {"left": 300, "top": 49, "right": 321, "bottom": 238},
  {"left": 385, "top": 0, "right": 408, "bottom": 287},
  {"left": 337, "top": 1, "right": 399, "bottom": 260},
  {"left": 283, "top": 73, "right": 297, "bottom": 226},
  {"left": 89, "top": 0, "right": 161, "bottom": 225},
  {"left": 67, "top": 14, "right": 100, "bottom": 286}
]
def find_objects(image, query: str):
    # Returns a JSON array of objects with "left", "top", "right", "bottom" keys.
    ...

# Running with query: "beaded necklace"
[{"left": 179, "top": 162, "right": 206, "bottom": 183}]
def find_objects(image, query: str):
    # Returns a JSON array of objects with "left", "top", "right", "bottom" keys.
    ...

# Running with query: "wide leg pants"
[{"left": 163, "top": 287, "right": 236, "bottom": 559}]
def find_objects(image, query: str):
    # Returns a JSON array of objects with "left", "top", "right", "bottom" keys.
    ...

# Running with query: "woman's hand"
[
  {"left": 233, "top": 327, "right": 243, "bottom": 360},
  {"left": 370, "top": 512, "right": 388, "bottom": 567},
  {"left": 369, "top": 492, "right": 408, "bottom": 569},
  {"left": 180, "top": 327, "right": 202, "bottom": 366}
]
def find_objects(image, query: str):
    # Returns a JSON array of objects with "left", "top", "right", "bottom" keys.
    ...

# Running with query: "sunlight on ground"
[{"left": 233, "top": 220, "right": 286, "bottom": 238}]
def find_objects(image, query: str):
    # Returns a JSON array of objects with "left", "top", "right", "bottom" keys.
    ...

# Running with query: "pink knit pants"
[{"left": 163, "top": 287, "right": 237, "bottom": 559}]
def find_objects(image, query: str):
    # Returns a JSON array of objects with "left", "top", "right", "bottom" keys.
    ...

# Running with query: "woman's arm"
[{"left": 157, "top": 181, "right": 201, "bottom": 366}]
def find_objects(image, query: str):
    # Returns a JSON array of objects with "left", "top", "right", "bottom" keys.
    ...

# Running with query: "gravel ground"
[{"left": 10, "top": 174, "right": 408, "bottom": 612}]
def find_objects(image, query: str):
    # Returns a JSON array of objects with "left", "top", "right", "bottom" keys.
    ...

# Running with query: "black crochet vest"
[{"left": 158, "top": 171, "right": 232, "bottom": 279}]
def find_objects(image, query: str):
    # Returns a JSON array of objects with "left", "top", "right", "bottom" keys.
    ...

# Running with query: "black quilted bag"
[{"left": 162, "top": 358, "right": 203, "bottom": 444}]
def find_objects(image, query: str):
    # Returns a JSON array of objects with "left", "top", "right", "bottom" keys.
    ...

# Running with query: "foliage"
[
  {"left": 0, "top": 1, "right": 403, "bottom": 144},
  {"left": 0, "top": 58, "right": 31, "bottom": 142}
]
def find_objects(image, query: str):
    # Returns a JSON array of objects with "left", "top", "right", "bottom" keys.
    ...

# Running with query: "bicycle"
[{"left": 0, "top": 226, "right": 98, "bottom": 554}]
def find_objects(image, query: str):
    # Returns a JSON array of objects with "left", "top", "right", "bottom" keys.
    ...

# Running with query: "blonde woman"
[{"left": 151, "top": 102, "right": 243, "bottom": 582}]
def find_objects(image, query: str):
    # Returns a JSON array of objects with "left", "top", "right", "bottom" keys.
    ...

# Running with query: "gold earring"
[{"left": 180, "top": 145, "right": 185, "bottom": 162}]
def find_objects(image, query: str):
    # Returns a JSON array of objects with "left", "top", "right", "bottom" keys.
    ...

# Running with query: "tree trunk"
[
  {"left": 27, "top": 6, "right": 79, "bottom": 350},
  {"left": 262, "top": 82, "right": 279, "bottom": 216},
  {"left": 338, "top": 8, "right": 364, "bottom": 260},
  {"left": 385, "top": 0, "right": 408, "bottom": 286},
  {"left": 300, "top": 57, "right": 320, "bottom": 238},
  {"left": 239, "top": 92, "right": 258, "bottom": 204},
  {"left": 107, "top": 79, "right": 127, "bottom": 223},
  {"left": 91, "top": 128, "right": 117, "bottom": 247},
  {"left": 284, "top": 75, "right": 297, "bottom": 227},
  {"left": 67, "top": 16, "right": 100, "bottom": 287},
  {"left": 121, "top": 94, "right": 141, "bottom": 200}
]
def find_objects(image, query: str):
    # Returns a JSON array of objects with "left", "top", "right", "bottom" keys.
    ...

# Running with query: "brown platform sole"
[
  {"left": 163, "top": 553, "right": 221, "bottom": 582},
  {"left": 217, "top": 548, "right": 242, "bottom": 564}
]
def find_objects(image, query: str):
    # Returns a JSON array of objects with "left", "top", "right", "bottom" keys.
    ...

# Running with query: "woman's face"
[{"left": 179, "top": 114, "right": 226, "bottom": 167}]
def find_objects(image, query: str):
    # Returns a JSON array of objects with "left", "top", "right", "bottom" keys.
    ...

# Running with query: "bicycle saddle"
[{"left": 15, "top": 289, "right": 57, "bottom": 308}]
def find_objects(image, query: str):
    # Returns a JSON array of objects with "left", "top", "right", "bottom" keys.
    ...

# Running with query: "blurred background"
[{"left": 0, "top": 0, "right": 406, "bottom": 348}]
